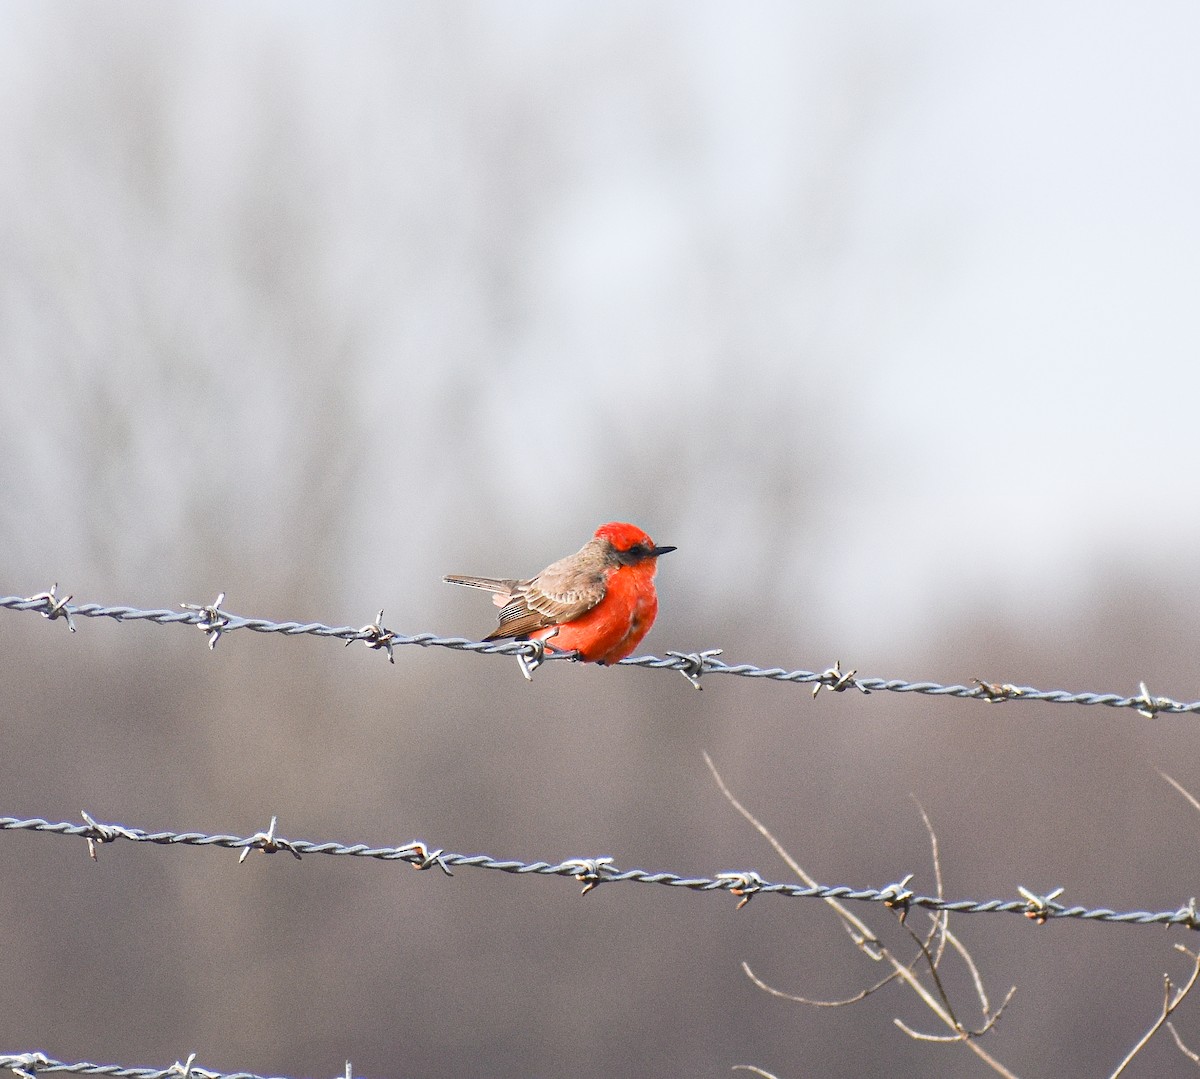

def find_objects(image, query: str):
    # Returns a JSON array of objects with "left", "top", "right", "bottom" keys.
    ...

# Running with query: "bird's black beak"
[{"left": 651, "top": 545, "right": 677, "bottom": 558}]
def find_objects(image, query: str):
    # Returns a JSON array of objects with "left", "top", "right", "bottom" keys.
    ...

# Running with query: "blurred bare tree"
[{"left": 4, "top": 5, "right": 1200, "bottom": 1079}]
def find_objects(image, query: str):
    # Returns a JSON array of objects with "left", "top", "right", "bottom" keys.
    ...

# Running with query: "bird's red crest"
[{"left": 594, "top": 521, "right": 654, "bottom": 551}]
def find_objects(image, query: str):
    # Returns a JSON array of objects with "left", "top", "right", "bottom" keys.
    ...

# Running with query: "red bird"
[{"left": 444, "top": 521, "right": 675, "bottom": 665}]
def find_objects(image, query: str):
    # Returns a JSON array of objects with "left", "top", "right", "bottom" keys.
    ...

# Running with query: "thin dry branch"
[
  {"left": 913, "top": 797, "right": 950, "bottom": 969},
  {"left": 1109, "top": 946, "right": 1200, "bottom": 1078},
  {"left": 742, "top": 957, "right": 909, "bottom": 1008},
  {"left": 704, "top": 753, "right": 1020, "bottom": 1079},
  {"left": 1167, "top": 1021, "right": 1200, "bottom": 1065},
  {"left": 1159, "top": 770, "right": 1200, "bottom": 815}
]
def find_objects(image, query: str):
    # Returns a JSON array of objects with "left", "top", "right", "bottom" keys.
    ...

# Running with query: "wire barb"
[
  {"left": 348, "top": 609, "right": 398, "bottom": 663},
  {"left": 399, "top": 841, "right": 453, "bottom": 876},
  {"left": 513, "top": 630, "right": 554, "bottom": 681},
  {"left": 168, "top": 1053, "right": 217, "bottom": 1079},
  {"left": 4, "top": 1052, "right": 51, "bottom": 1079},
  {"left": 880, "top": 873, "right": 917, "bottom": 921},
  {"left": 812, "top": 659, "right": 868, "bottom": 698},
  {"left": 80, "top": 810, "right": 137, "bottom": 861},
  {"left": 1136, "top": 681, "right": 1172, "bottom": 719},
  {"left": 717, "top": 870, "right": 767, "bottom": 910},
  {"left": 238, "top": 816, "right": 301, "bottom": 864},
  {"left": 665, "top": 648, "right": 723, "bottom": 690},
  {"left": 26, "top": 583, "right": 76, "bottom": 632},
  {"left": 1017, "top": 885, "right": 1065, "bottom": 925},
  {"left": 179, "top": 592, "right": 231, "bottom": 650},
  {"left": 972, "top": 678, "right": 1023, "bottom": 702},
  {"left": 562, "top": 856, "right": 615, "bottom": 896},
  {"left": 1175, "top": 898, "right": 1200, "bottom": 931}
]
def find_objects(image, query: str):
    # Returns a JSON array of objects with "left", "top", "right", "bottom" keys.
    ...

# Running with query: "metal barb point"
[
  {"left": 169, "top": 1053, "right": 198, "bottom": 1079},
  {"left": 8, "top": 1051, "right": 51, "bottom": 1079},
  {"left": 1018, "top": 884, "right": 1065, "bottom": 925},
  {"left": 239, "top": 815, "right": 301, "bottom": 864},
  {"left": 564, "top": 856, "right": 615, "bottom": 896},
  {"left": 28, "top": 583, "right": 76, "bottom": 632},
  {"left": 1136, "top": 681, "right": 1171, "bottom": 719},
  {"left": 1176, "top": 897, "right": 1200, "bottom": 931},
  {"left": 717, "top": 870, "right": 766, "bottom": 910},
  {"left": 972, "top": 678, "right": 1023, "bottom": 702},
  {"left": 80, "top": 809, "right": 134, "bottom": 861},
  {"left": 812, "top": 659, "right": 867, "bottom": 698},
  {"left": 665, "top": 648, "right": 723, "bottom": 690},
  {"left": 398, "top": 841, "right": 453, "bottom": 875},
  {"left": 350, "top": 609, "right": 397, "bottom": 664},
  {"left": 516, "top": 630, "right": 558, "bottom": 681},
  {"left": 880, "top": 873, "right": 916, "bottom": 920},
  {"left": 180, "top": 592, "right": 231, "bottom": 650}
]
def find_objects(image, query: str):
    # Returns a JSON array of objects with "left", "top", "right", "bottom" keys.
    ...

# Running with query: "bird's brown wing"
[{"left": 485, "top": 553, "right": 609, "bottom": 640}]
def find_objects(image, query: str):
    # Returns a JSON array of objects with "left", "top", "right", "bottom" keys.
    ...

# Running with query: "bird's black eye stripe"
[{"left": 615, "top": 543, "right": 653, "bottom": 565}]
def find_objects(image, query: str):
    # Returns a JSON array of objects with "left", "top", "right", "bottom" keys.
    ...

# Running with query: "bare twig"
[
  {"left": 1110, "top": 946, "right": 1200, "bottom": 1078},
  {"left": 1167, "top": 1021, "right": 1200, "bottom": 1064},
  {"left": 704, "top": 753, "right": 1020, "bottom": 1079},
  {"left": 742, "top": 958, "right": 910, "bottom": 1008},
  {"left": 1160, "top": 770, "right": 1200, "bottom": 815}
]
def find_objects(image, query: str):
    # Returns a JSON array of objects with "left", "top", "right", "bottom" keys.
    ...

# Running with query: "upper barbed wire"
[{"left": 2, "top": 587, "right": 1197, "bottom": 716}]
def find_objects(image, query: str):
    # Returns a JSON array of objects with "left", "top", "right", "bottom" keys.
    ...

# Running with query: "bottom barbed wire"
[
  {"left": 0, "top": 1052, "right": 317, "bottom": 1079},
  {"left": 1, "top": 814, "right": 1196, "bottom": 931}
]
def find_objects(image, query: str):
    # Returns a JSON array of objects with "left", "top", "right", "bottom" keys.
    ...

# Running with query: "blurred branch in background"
[{"left": 707, "top": 755, "right": 1017, "bottom": 1077}]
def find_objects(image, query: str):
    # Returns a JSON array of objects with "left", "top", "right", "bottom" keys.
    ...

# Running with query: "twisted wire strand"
[
  {"left": 0, "top": 1053, "right": 292, "bottom": 1079},
  {"left": 2, "top": 815, "right": 1195, "bottom": 930},
  {"left": 2, "top": 592, "right": 1196, "bottom": 716}
]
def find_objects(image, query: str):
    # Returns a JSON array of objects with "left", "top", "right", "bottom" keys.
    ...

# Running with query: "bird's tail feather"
[{"left": 443, "top": 574, "right": 519, "bottom": 596}]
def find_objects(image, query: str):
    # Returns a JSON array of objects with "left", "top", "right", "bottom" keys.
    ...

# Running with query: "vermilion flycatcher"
[{"left": 444, "top": 521, "right": 675, "bottom": 665}]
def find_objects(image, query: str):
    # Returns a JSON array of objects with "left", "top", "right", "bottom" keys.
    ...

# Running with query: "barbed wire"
[
  {"left": 2, "top": 812, "right": 1197, "bottom": 931},
  {"left": 2, "top": 586, "right": 1196, "bottom": 716},
  {"left": 0, "top": 1052, "right": 343, "bottom": 1079}
]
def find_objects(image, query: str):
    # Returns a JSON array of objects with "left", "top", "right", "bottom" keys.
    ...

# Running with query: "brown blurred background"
[{"left": 4, "top": 4, "right": 1200, "bottom": 1077}]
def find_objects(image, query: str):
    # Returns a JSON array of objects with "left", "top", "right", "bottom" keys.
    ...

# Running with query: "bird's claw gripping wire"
[
  {"left": 666, "top": 648, "right": 723, "bottom": 690},
  {"left": 180, "top": 592, "right": 232, "bottom": 650},
  {"left": 516, "top": 629, "right": 560, "bottom": 681},
  {"left": 27, "top": 582, "right": 76, "bottom": 632},
  {"left": 350, "top": 609, "right": 398, "bottom": 663}
]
